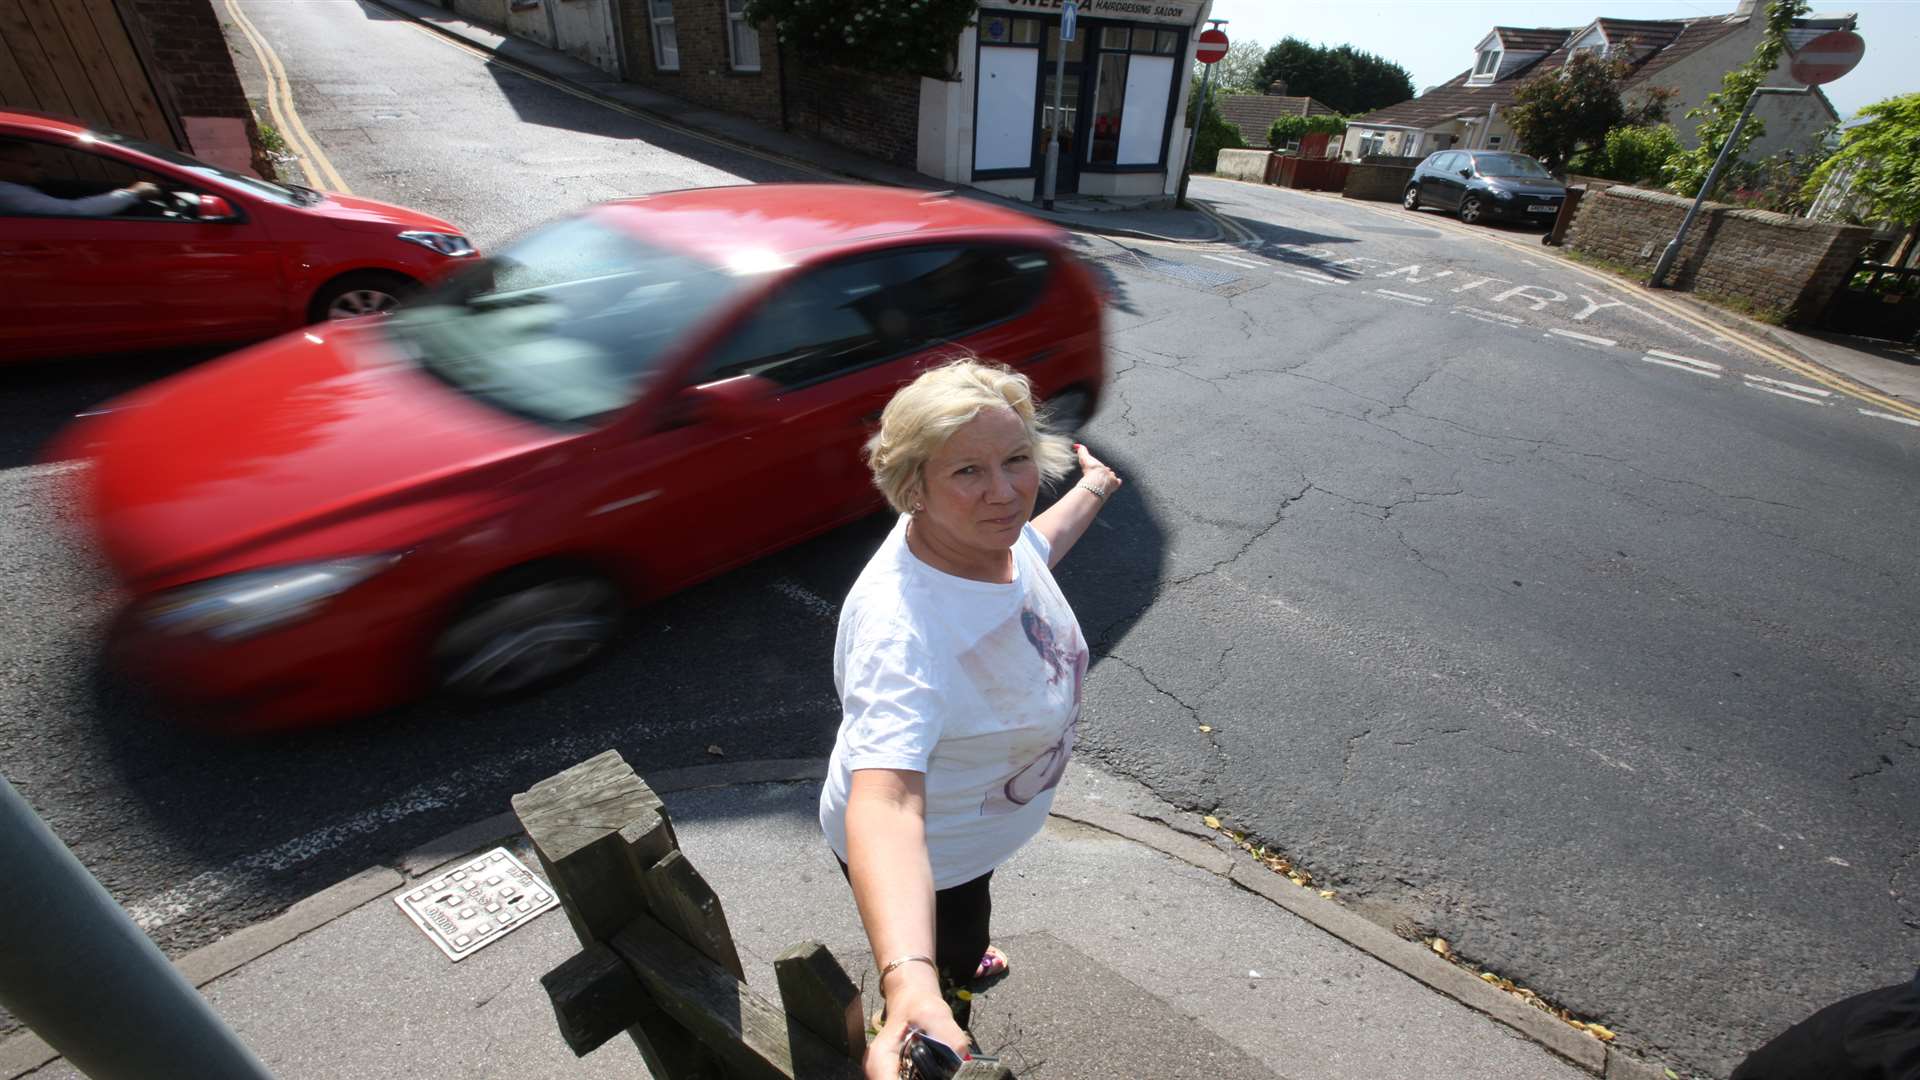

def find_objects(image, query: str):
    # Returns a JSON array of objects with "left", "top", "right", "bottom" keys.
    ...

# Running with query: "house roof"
[
  {"left": 1348, "top": 11, "right": 1771, "bottom": 132},
  {"left": 1492, "top": 26, "right": 1572, "bottom": 52},
  {"left": 1218, "top": 93, "right": 1341, "bottom": 145}
]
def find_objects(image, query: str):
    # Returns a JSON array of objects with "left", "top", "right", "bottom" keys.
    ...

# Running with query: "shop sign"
[{"left": 979, "top": 0, "right": 1198, "bottom": 28}]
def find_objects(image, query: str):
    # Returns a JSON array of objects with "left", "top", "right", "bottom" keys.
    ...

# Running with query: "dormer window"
[{"left": 1471, "top": 47, "right": 1501, "bottom": 80}]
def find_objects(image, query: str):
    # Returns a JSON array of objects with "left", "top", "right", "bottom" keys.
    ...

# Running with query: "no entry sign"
[
  {"left": 1195, "top": 28, "right": 1228, "bottom": 64},
  {"left": 1789, "top": 29, "right": 1864, "bottom": 86}
]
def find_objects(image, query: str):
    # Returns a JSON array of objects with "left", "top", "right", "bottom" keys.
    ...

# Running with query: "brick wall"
[
  {"left": 1342, "top": 163, "right": 1413, "bottom": 202},
  {"left": 1565, "top": 185, "right": 1875, "bottom": 325},
  {"left": 619, "top": 0, "right": 783, "bottom": 129},
  {"left": 123, "top": 0, "right": 273, "bottom": 177},
  {"left": 786, "top": 65, "right": 920, "bottom": 169}
]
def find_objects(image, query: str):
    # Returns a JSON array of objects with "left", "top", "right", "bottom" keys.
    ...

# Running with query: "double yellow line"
[{"left": 223, "top": 0, "right": 353, "bottom": 195}]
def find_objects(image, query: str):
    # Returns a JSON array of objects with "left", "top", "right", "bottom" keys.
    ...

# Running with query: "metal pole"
[
  {"left": 1043, "top": 23, "right": 1067, "bottom": 210},
  {"left": 1177, "top": 55, "right": 1213, "bottom": 207},
  {"left": 0, "top": 775, "right": 276, "bottom": 1080},
  {"left": 1650, "top": 85, "right": 1809, "bottom": 287}
]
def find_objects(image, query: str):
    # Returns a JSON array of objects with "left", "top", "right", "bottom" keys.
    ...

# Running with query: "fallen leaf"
[
  {"left": 1431, "top": 938, "right": 1451, "bottom": 956},
  {"left": 1480, "top": 972, "right": 1500, "bottom": 983},
  {"left": 1198, "top": 724, "right": 1213, "bottom": 732},
  {"left": 1204, "top": 815, "right": 1221, "bottom": 829},
  {"left": 1318, "top": 889, "right": 1335, "bottom": 899},
  {"left": 1665, "top": 1071, "right": 1679, "bottom": 1079},
  {"left": 1587, "top": 1024, "right": 1617, "bottom": 1042},
  {"left": 706, "top": 744, "right": 725, "bottom": 757}
]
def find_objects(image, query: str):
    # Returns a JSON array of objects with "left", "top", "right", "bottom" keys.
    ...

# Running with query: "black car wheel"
[
  {"left": 1459, "top": 194, "right": 1486, "bottom": 226},
  {"left": 1046, "top": 387, "right": 1093, "bottom": 435},
  {"left": 434, "top": 567, "right": 622, "bottom": 700},
  {"left": 1402, "top": 185, "right": 1422, "bottom": 211},
  {"left": 310, "top": 271, "right": 417, "bottom": 323}
]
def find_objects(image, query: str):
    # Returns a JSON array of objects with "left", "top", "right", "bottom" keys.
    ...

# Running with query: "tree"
[
  {"left": 1253, "top": 37, "right": 1412, "bottom": 115},
  {"left": 1575, "top": 124, "right": 1683, "bottom": 185},
  {"left": 1665, "top": 0, "right": 1810, "bottom": 197},
  {"left": 1268, "top": 113, "right": 1348, "bottom": 149},
  {"left": 1506, "top": 52, "right": 1642, "bottom": 176},
  {"left": 1802, "top": 92, "right": 1920, "bottom": 259},
  {"left": 1211, "top": 39, "right": 1267, "bottom": 96},
  {"left": 1185, "top": 78, "right": 1245, "bottom": 174}
]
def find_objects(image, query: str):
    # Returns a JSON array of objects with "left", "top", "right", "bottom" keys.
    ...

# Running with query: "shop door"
[{"left": 1039, "top": 23, "right": 1088, "bottom": 194}]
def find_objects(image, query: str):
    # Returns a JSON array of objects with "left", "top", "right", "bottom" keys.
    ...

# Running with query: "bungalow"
[
  {"left": 1340, "top": 0, "right": 1849, "bottom": 166},
  {"left": 1218, "top": 81, "right": 1341, "bottom": 155}
]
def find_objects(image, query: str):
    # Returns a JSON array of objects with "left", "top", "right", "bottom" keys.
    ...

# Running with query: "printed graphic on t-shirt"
[{"left": 960, "top": 599, "right": 1087, "bottom": 816}]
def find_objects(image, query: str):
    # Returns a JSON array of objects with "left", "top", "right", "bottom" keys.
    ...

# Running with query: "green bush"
[
  {"left": 1578, "top": 124, "right": 1682, "bottom": 186},
  {"left": 1188, "top": 83, "right": 1244, "bottom": 172},
  {"left": 1267, "top": 113, "right": 1348, "bottom": 148}
]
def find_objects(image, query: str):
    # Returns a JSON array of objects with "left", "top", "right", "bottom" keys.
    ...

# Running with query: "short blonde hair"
[{"left": 864, "top": 358, "right": 1076, "bottom": 514}]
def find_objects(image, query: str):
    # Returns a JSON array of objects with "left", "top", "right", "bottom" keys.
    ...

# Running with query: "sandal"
[{"left": 973, "top": 945, "right": 1010, "bottom": 981}]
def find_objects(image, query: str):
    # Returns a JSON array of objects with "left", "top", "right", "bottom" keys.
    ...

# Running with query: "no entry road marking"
[
  {"left": 1859, "top": 408, "right": 1920, "bottom": 428},
  {"left": 1374, "top": 289, "right": 1432, "bottom": 306},
  {"left": 1548, "top": 328, "right": 1617, "bottom": 348},
  {"left": 1642, "top": 356, "right": 1723, "bottom": 378}
]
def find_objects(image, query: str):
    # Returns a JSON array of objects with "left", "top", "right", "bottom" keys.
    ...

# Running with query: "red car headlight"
[{"left": 133, "top": 555, "right": 401, "bottom": 642}]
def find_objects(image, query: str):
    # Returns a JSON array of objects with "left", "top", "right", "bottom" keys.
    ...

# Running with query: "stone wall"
[
  {"left": 1565, "top": 185, "right": 1876, "bottom": 325},
  {"left": 1343, "top": 163, "right": 1414, "bottom": 203},
  {"left": 1213, "top": 148, "right": 1270, "bottom": 183}
]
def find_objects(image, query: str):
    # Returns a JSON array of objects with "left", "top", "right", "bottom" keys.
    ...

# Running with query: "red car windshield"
[
  {"left": 96, "top": 132, "right": 312, "bottom": 205},
  {"left": 385, "top": 214, "right": 739, "bottom": 427}
]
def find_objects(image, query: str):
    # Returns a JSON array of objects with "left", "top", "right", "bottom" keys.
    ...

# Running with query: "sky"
[{"left": 1202, "top": 0, "right": 1915, "bottom": 118}]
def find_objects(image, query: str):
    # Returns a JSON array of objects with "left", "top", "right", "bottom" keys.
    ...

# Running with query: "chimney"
[{"left": 1267, "top": 79, "right": 1288, "bottom": 97}]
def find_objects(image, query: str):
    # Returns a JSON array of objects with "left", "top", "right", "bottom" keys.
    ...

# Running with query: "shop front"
[{"left": 916, "top": 0, "right": 1212, "bottom": 201}]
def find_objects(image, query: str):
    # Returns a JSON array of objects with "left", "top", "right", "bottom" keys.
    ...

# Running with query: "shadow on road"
[{"left": 0, "top": 348, "right": 228, "bottom": 469}]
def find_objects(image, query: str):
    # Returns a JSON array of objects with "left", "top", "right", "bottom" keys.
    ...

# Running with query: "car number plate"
[{"left": 1528, "top": 204, "right": 1559, "bottom": 213}]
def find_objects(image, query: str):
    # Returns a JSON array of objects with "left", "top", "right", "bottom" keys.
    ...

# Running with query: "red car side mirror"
[
  {"left": 196, "top": 194, "right": 238, "bottom": 221},
  {"left": 662, "top": 375, "right": 778, "bottom": 430}
]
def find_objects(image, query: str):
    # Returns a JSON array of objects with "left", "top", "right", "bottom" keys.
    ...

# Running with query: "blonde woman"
[{"left": 817, "top": 359, "right": 1121, "bottom": 1076}]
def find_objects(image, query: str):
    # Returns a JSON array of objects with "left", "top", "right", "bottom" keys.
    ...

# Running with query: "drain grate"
[{"left": 395, "top": 847, "right": 559, "bottom": 961}]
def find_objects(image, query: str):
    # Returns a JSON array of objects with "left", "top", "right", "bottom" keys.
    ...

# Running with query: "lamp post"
[{"left": 1649, "top": 85, "right": 1810, "bottom": 288}]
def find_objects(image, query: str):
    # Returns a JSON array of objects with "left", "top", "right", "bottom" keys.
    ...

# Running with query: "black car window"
[
  {"left": 0, "top": 136, "right": 173, "bottom": 219},
  {"left": 702, "top": 246, "right": 1052, "bottom": 388},
  {"left": 1471, "top": 152, "right": 1552, "bottom": 178}
]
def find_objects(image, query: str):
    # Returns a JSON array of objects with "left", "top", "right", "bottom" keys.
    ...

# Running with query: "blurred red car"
[
  {"left": 1, "top": 110, "right": 477, "bottom": 364},
  {"left": 54, "top": 184, "right": 1106, "bottom": 730}
]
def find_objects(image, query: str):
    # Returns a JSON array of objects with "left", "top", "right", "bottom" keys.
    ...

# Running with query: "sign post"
[
  {"left": 1177, "top": 21, "right": 1229, "bottom": 207},
  {"left": 1650, "top": 28, "right": 1863, "bottom": 288},
  {"left": 1042, "top": 1, "right": 1077, "bottom": 211}
]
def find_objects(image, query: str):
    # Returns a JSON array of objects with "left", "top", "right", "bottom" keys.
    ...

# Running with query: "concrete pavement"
[{"left": 5, "top": 759, "right": 1662, "bottom": 1080}]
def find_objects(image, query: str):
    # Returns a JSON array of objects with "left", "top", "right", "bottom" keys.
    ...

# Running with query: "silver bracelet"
[{"left": 1078, "top": 480, "right": 1109, "bottom": 501}]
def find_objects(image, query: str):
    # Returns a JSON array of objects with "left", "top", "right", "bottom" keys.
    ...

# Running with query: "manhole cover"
[{"left": 394, "top": 847, "right": 558, "bottom": 961}]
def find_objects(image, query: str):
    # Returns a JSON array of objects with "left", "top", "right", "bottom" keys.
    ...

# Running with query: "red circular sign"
[
  {"left": 1194, "top": 28, "right": 1229, "bottom": 64},
  {"left": 1789, "top": 29, "right": 1864, "bottom": 86}
]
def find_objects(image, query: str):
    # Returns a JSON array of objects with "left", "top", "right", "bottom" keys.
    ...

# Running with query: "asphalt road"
[{"left": 0, "top": 4, "right": 1916, "bottom": 1075}]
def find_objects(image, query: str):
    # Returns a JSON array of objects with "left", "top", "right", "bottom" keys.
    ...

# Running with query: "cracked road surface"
[{"left": 1065, "top": 179, "right": 1920, "bottom": 1077}]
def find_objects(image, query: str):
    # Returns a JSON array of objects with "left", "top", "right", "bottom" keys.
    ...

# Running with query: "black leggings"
[{"left": 838, "top": 858, "right": 994, "bottom": 986}]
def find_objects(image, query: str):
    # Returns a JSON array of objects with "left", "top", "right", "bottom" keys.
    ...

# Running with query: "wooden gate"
[
  {"left": 0, "top": 0, "right": 180, "bottom": 146},
  {"left": 1824, "top": 260, "right": 1920, "bottom": 346}
]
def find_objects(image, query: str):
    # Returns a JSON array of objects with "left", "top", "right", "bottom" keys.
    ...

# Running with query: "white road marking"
[
  {"left": 1645, "top": 350, "right": 1723, "bottom": 372},
  {"left": 1745, "top": 381, "right": 1832, "bottom": 406},
  {"left": 1743, "top": 374, "right": 1831, "bottom": 398},
  {"left": 1202, "top": 253, "right": 1262, "bottom": 269},
  {"left": 1642, "top": 356, "right": 1723, "bottom": 378},
  {"left": 1571, "top": 295, "right": 1627, "bottom": 322},
  {"left": 1548, "top": 328, "right": 1617, "bottom": 347},
  {"left": 1378, "top": 265, "right": 1453, "bottom": 284},
  {"left": 1374, "top": 289, "right": 1432, "bottom": 305},
  {"left": 1858, "top": 408, "right": 1920, "bottom": 428},
  {"left": 1455, "top": 306, "right": 1524, "bottom": 324},
  {"left": 1451, "top": 308, "right": 1520, "bottom": 328},
  {"left": 1491, "top": 284, "right": 1568, "bottom": 311},
  {"left": 772, "top": 578, "right": 838, "bottom": 621},
  {"left": 1289, "top": 270, "right": 1345, "bottom": 285}
]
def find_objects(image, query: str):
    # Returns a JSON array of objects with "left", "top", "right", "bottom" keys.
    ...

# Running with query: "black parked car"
[{"left": 1403, "top": 150, "right": 1566, "bottom": 227}]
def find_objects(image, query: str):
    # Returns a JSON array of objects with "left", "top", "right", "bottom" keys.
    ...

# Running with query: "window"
[
  {"left": 1487, "top": 134, "right": 1504, "bottom": 149},
  {"left": 649, "top": 0, "right": 678, "bottom": 71},
  {"left": 725, "top": 0, "right": 759, "bottom": 71},
  {"left": 1087, "top": 51, "right": 1128, "bottom": 165},
  {"left": 1358, "top": 131, "right": 1386, "bottom": 158},
  {"left": 389, "top": 216, "right": 738, "bottom": 426},
  {"left": 1471, "top": 48, "right": 1501, "bottom": 79},
  {"left": 0, "top": 136, "right": 181, "bottom": 220},
  {"left": 980, "top": 15, "right": 1039, "bottom": 44},
  {"left": 702, "top": 247, "right": 1052, "bottom": 387}
]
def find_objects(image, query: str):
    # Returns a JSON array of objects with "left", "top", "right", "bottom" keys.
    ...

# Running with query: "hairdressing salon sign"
[{"left": 978, "top": 0, "right": 1201, "bottom": 28}]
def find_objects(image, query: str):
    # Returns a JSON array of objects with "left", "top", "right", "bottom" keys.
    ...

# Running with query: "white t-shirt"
[{"left": 819, "top": 514, "right": 1088, "bottom": 890}]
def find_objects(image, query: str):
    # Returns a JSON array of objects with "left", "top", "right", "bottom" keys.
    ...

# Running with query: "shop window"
[
  {"left": 725, "top": 0, "right": 759, "bottom": 71},
  {"left": 1100, "top": 26, "right": 1130, "bottom": 50},
  {"left": 1045, "top": 24, "right": 1084, "bottom": 61},
  {"left": 1088, "top": 52, "right": 1129, "bottom": 165},
  {"left": 981, "top": 15, "right": 1039, "bottom": 45},
  {"left": 649, "top": 0, "right": 678, "bottom": 71},
  {"left": 1156, "top": 30, "right": 1179, "bottom": 54}
]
